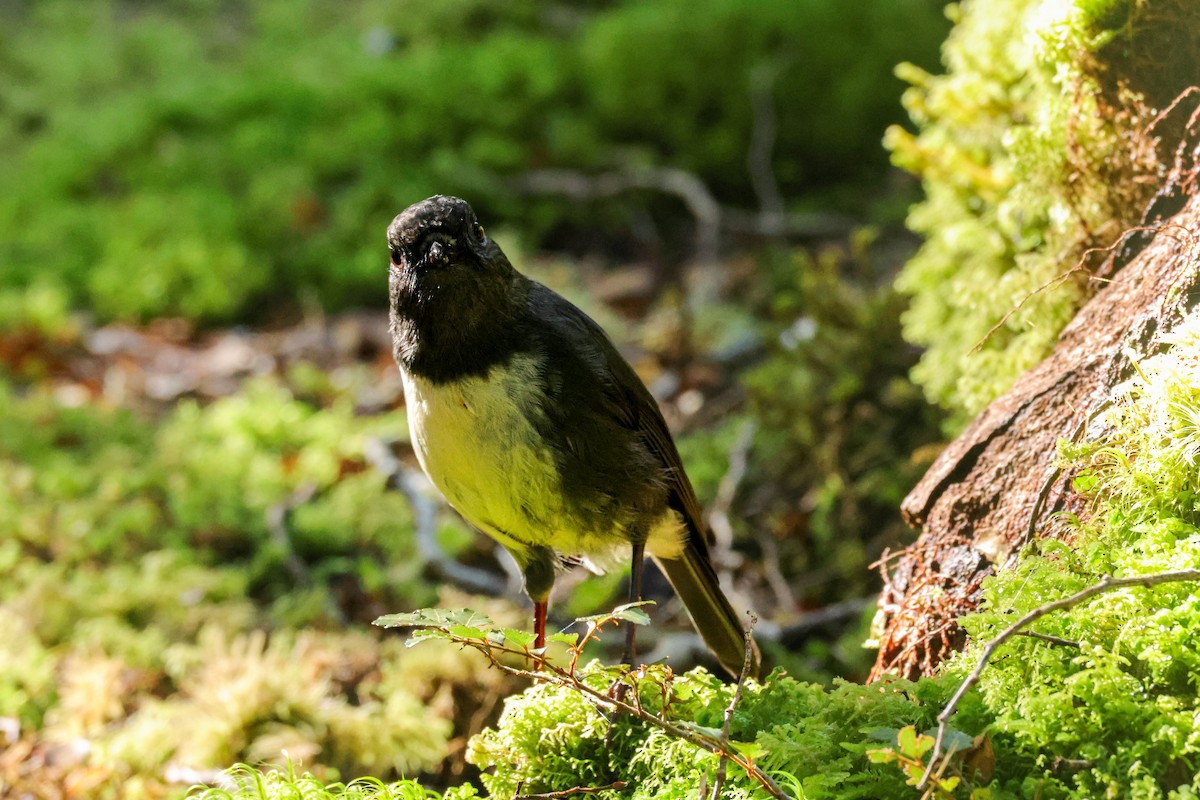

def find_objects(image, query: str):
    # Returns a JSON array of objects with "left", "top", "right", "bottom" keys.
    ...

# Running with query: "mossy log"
[{"left": 870, "top": 187, "right": 1200, "bottom": 681}]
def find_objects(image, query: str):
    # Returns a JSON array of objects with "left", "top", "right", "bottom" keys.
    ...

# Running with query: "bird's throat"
[{"left": 389, "top": 273, "right": 528, "bottom": 384}]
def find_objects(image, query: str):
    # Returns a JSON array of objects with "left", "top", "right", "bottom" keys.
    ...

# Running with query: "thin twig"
[
  {"left": 921, "top": 569, "right": 1200, "bottom": 788},
  {"left": 746, "top": 61, "right": 786, "bottom": 234},
  {"left": 515, "top": 782, "right": 628, "bottom": 799},
  {"left": 973, "top": 224, "right": 1198, "bottom": 353},
  {"left": 1015, "top": 631, "right": 1080, "bottom": 648},
  {"left": 709, "top": 615, "right": 759, "bottom": 799},
  {"left": 470, "top": 641, "right": 791, "bottom": 799},
  {"left": 265, "top": 481, "right": 319, "bottom": 587}
]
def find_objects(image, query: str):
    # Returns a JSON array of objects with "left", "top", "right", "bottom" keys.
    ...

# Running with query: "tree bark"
[{"left": 870, "top": 190, "right": 1200, "bottom": 681}]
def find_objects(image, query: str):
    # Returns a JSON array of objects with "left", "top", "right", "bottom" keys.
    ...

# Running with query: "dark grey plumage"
[{"left": 387, "top": 195, "right": 759, "bottom": 678}]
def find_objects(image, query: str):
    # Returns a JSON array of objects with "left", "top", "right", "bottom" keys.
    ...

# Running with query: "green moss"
[
  {"left": 187, "top": 762, "right": 473, "bottom": 800},
  {"left": 952, "top": 315, "right": 1200, "bottom": 797},
  {"left": 887, "top": 0, "right": 1184, "bottom": 425},
  {"left": 465, "top": 662, "right": 1003, "bottom": 799},
  {"left": 0, "top": 373, "right": 457, "bottom": 788}
]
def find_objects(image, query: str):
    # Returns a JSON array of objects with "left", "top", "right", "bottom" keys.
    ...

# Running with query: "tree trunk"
[{"left": 870, "top": 189, "right": 1200, "bottom": 681}]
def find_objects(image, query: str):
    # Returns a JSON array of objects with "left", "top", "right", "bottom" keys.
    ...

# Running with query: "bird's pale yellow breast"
[
  {"left": 401, "top": 355, "right": 566, "bottom": 554},
  {"left": 401, "top": 354, "right": 687, "bottom": 566}
]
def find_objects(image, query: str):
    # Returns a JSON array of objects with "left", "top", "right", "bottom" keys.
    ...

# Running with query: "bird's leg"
[
  {"left": 607, "top": 540, "right": 647, "bottom": 726},
  {"left": 621, "top": 540, "right": 646, "bottom": 667},
  {"left": 534, "top": 599, "right": 548, "bottom": 650},
  {"left": 521, "top": 548, "right": 556, "bottom": 666}
]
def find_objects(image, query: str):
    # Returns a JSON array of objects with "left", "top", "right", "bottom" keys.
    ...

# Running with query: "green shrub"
[{"left": 0, "top": 0, "right": 947, "bottom": 323}]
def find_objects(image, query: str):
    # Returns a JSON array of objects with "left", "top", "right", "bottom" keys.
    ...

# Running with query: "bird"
[{"left": 386, "top": 195, "right": 759, "bottom": 678}]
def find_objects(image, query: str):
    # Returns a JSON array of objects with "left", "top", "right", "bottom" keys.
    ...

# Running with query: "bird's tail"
[{"left": 653, "top": 539, "right": 760, "bottom": 679}]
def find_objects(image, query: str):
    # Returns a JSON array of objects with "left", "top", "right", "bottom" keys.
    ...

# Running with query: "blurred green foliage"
[
  {"left": 741, "top": 245, "right": 941, "bottom": 602},
  {"left": 0, "top": 0, "right": 947, "bottom": 323},
  {"left": 0, "top": 375, "right": 469, "bottom": 790}
]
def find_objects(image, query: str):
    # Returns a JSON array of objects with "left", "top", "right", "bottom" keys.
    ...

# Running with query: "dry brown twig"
[
  {"left": 514, "top": 782, "right": 628, "bottom": 799},
  {"left": 707, "top": 615, "right": 760, "bottom": 800},
  {"left": 971, "top": 224, "right": 1198, "bottom": 355},
  {"left": 402, "top": 609, "right": 790, "bottom": 800},
  {"left": 920, "top": 568, "right": 1200, "bottom": 790}
]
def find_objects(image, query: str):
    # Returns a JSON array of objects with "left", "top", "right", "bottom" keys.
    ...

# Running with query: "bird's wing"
[
  {"left": 527, "top": 281, "right": 759, "bottom": 678},
  {"left": 527, "top": 282, "right": 709, "bottom": 543}
]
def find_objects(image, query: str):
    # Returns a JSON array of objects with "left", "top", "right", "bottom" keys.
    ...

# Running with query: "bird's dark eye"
[
  {"left": 471, "top": 220, "right": 486, "bottom": 242},
  {"left": 389, "top": 246, "right": 403, "bottom": 266}
]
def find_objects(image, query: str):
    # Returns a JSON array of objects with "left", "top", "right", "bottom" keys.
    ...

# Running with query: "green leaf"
[
  {"left": 447, "top": 625, "right": 488, "bottom": 640},
  {"left": 937, "top": 727, "right": 975, "bottom": 754},
  {"left": 866, "top": 748, "right": 898, "bottom": 764},
  {"left": 732, "top": 741, "right": 767, "bottom": 760},
  {"left": 867, "top": 727, "right": 900, "bottom": 742},
  {"left": 576, "top": 600, "right": 655, "bottom": 626},
  {"left": 404, "top": 629, "right": 444, "bottom": 647},
  {"left": 500, "top": 628, "right": 538, "bottom": 648},
  {"left": 897, "top": 725, "right": 919, "bottom": 756},
  {"left": 374, "top": 607, "right": 495, "bottom": 630}
]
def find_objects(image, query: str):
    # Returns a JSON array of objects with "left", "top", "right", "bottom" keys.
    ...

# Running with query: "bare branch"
[
  {"left": 515, "top": 782, "right": 628, "bottom": 799},
  {"left": 511, "top": 168, "right": 855, "bottom": 268},
  {"left": 746, "top": 62, "right": 786, "bottom": 233},
  {"left": 776, "top": 596, "right": 876, "bottom": 647},
  {"left": 707, "top": 418, "right": 756, "bottom": 556},
  {"left": 265, "top": 481, "right": 320, "bottom": 587},
  {"left": 709, "top": 615, "right": 759, "bottom": 800},
  {"left": 514, "top": 167, "right": 721, "bottom": 265}
]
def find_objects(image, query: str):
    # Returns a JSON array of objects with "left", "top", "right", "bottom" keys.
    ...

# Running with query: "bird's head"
[
  {"left": 387, "top": 195, "right": 496, "bottom": 278},
  {"left": 387, "top": 196, "right": 525, "bottom": 378}
]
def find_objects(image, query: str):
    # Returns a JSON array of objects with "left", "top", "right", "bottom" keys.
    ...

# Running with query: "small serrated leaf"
[
  {"left": 576, "top": 601, "right": 655, "bottom": 626},
  {"left": 546, "top": 632, "right": 579, "bottom": 646},
  {"left": 404, "top": 629, "right": 444, "bottom": 647},
  {"left": 732, "top": 741, "right": 766, "bottom": 760},
  {"left": 500, "top": 628, "right": 538, "bottom": 647},
  {"left": 447, "top": 625, "right": 488, "bottom": 639},
  {"left": 897, "top": 726, "right": 918, "bottom": 755},
  {"left": 866, "top": 749, "right": 897, "bottom": 764},
  {"left": 374, "top": 607, "right": 495, "bottom": 630}
]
